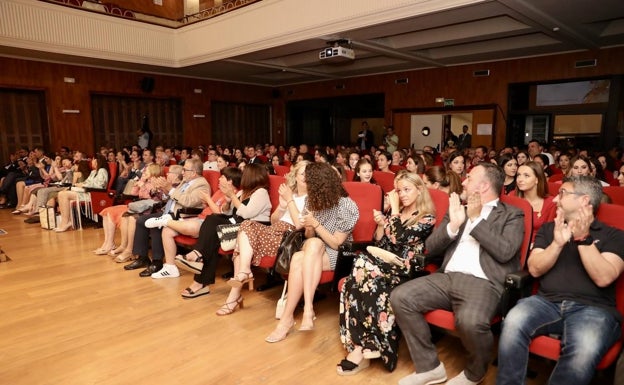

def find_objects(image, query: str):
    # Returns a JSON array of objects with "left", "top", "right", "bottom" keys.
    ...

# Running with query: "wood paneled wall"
[
  {"left": 0, "top": 47, "right": 623, "bottom": 156},
  {"left": 278, "top": 47, "right": 624, "bottom": 150},
  {"left": 0, "top": 57, "right": 272, "bottom": 154}
]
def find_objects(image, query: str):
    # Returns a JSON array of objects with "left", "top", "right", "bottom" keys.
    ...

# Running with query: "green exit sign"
[{"left": 444, "top": 99, "right": 455, "bottom": 107}]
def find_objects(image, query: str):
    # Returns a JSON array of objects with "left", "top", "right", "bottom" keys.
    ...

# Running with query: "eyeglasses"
[
  {"left": 183, "top": 169, "right": 195, "bottom": 173},
  {"left": 558, "top": 189, "right": 585, "bottom": 199}
]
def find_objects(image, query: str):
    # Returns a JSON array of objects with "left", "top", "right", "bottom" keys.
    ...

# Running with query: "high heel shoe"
[
  {"left": 298, "top": 311, "right": 316, "bottom": 331},
  {"left": 265, "top": 320, "right": 295, "bottom": 343},
  {"left": 227, "top": 271, "right": 254, "bottom": 291},
  {"left": 54, "top": 222, "right": 72, "bottom": 232},
  {"left": 114, "top": 253, "right": 136, "bottom": 263},
  {"left": 108, "top": 247, "right": 123, "bottom": 257},
  {"left": 93, "top": 245, "right": 116, "bottom": 255},
  {"left": 215, "top": 296, "right": 243, "bottom": 316}
]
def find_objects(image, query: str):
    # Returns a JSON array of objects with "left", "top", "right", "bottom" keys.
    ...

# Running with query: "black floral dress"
[{"left": 339, "top": 212, "right": 435, "bottom": 372}]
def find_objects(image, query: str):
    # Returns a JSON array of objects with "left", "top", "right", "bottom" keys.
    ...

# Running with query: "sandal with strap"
[
  {"left": 336, "top": 358, "right": 370, "bottom": 376},
  {"left": 215, "top": 295, "right": 243, "bottom": 316},
  {"left": 227, "top": 271, "right": 254, "bottom": 290},
  {"left": 114, "top": 253, "right": 136, "bottom": 263},
  {"left": 175, "top": 251, "right": 204, "bottom": 274}
]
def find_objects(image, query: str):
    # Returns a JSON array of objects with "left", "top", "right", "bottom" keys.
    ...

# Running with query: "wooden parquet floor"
[{"left": 0, "top": 210, "right": 613, "bottom": 385}]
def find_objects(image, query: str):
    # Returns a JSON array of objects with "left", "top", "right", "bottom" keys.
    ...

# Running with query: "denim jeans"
[{"left": 496, "top": 295, "right": 621, "bottom": 385}]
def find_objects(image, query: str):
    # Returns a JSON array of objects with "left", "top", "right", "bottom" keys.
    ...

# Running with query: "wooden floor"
[{"left": 0, "top": 209, "right": 613, "bottom": 385}]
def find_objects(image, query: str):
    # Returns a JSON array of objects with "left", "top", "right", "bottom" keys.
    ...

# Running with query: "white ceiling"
[{"left": 4, "top": 0, "right": 624, "bottom": 86}]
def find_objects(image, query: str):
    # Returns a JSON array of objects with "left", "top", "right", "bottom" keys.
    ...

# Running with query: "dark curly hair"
[{"left": 305, "top": 162, "right": 347, "bottom": 212}]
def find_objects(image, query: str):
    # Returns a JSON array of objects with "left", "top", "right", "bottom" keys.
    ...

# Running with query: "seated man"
[
  {"left": 390, "top": 162, "right": 524, "bottom": 385},
  {"left": 124, "top": 158, "right": 210, "bottom": 277},
  {"left": 497, "top": 175, "right": 624, "bottom": 385}
]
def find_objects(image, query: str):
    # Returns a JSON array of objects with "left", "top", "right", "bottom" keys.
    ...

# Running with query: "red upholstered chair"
[
  {"left": 321, "top": 182, "right": 383, "bottom": 290},
  {"left": 90, "top": 162, "right": 118, "bottom": 217},
  {"left": 373, "top": 171, "right": 396, "bottom": 194},
  {"left": 547, "top": 182, "right": 562, "bottom": 196},
  {"left": 202, "top": 170, "right": 221, "bottom": 195},
  {"left": 603, "top": 186, "right": 624, "bottom": 205},
  {"left": 344, "top": 169, "right": 355, "bottom": 182},
  {"left": 389, "top": 164, "right": 406, "bottom": 173},
  {"left": 273, "top": 165, "right": 291, "bottom": 177},
  {"left": 526, "top": 203, "right": 624, "bottom": 370},
  {"left": 421, "top": 194, "right": 533, "bottom": 331}
]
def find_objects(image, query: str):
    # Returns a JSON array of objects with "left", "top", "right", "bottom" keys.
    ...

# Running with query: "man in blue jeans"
[{"left": 497, "top": 175, "right": 624, "bottom": 385}]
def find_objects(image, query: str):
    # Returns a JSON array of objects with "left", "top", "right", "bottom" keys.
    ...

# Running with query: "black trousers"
[
  {"left": 132, "top": 212, "right": 165, "bottom": 262},
  {"left": 193, "top": 214, "right": 232, "bottom": 285}
]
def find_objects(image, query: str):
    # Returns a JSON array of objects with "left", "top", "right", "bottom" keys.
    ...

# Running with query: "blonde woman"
[
  {"left": 218, "top": 160, "right": 310, "bottom": 313},
  {"left": 337, "top": 171, "right": 436, "bottom": 374}
]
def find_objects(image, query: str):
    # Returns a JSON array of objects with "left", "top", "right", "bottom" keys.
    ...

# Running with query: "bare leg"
[
  {"left": 224, "top": 231, "right": 254, "bottom": 304},
  {"left": 15, "top": 181, "right": 25, "bottom": 208},
  {"left": 95, "top": 214, "right": 116, "bottom": 252},
  {"left": 111, "top": 217, "right": 129, "bottom": 255},
  {"left": 56, "top": 190, "right": 77, "bottom": 231},
  {"left": 162, "top": 219, "right": 202, "bottom": 265}
]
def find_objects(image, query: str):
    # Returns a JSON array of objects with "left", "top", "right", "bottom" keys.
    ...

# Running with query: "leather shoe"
[
  {"left": 139, "top": 263, "right": 163, "bottom": 277},
  {"left": 124, "top": 256, "right": 149, "bottom": 270}
]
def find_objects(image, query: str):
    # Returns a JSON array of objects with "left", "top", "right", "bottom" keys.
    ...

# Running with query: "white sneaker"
[
  {"left": 398, "top": 363, "right": 447, "bottom": 385},
  {"left": 145, "top": 214, "right": 172, "bottom": 229},
  {"left": 151, "top": 264, "right": 180, "bottom": 279},
  {"left": 446, "top": 371, "right": 481, "bottom": 385}
]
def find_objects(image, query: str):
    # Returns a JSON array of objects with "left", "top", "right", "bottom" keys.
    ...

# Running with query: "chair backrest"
[
  {"left": 373, "top": 170, "right": 396, "bottom": 194},
  {"left": 427, "top": 188, "right": 449, "bottom": 229},
  {"left": 343, "top": 182, "right": 383, "bottom": 242},
  {"left": 548, "top": 173, "right": 564, "bottom": 183},
  {"left": 273, "top": 164, "right": 291, "bottom": 177},
  {"left": 202, "top": 170, "right": 221, "bottom": 194},
  {"left": 344, "top": 169, "right": 355, "bottom": 182},
  {"left": 106, "top": 162, "right": 117, "bottom": 191},
  {"left": 547, "top": 182, "right": 562, "bottom": 196},
  {"left": 603, "top": 186, "right": 624, "bottom": 206},
  {"left": 500, "top": 194, "right": 533, "bottom": 268},
  {"left": 268, "top": 174, "right": 286, "bottom": 214}
]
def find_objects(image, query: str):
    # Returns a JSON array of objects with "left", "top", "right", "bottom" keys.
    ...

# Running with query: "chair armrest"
[
  {"left": 414, "top": 253, "right": 442, "bottom": 269},
  {"left": 505, "top": 269, "right": 533, "bottom": 290},
  {"left": 501, "top": 269, "right": 535, "bottom": 318},
  {"left": 175, "top": 207, "right": 203, "bottom": 219}
]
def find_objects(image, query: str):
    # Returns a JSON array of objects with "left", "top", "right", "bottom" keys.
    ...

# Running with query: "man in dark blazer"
[
  {"left": 457, "top": 124, "right": 472, "bottom": 150},
  {"left": 391, "top": 162, "right": 524, "bottom": 385},
  {"left": 356, "top": 121, "right": 374, "bottom": 151}
]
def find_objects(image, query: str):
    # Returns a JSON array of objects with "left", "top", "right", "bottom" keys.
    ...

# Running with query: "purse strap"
[{"left": 280, "top": 280, "right": 288, "bottom": 299}]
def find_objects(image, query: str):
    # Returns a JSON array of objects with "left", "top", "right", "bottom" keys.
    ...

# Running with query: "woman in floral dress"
[{"left": 338, "top": 170, "right": 436, "bottom": 375}]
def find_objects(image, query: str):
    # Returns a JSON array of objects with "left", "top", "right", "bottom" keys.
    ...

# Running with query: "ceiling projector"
[{"left": 319, "top": 46, "right": 355, "bottom": 62}]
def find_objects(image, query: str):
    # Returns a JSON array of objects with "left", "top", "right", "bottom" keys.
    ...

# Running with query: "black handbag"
[{"left": 274, "top": 229, "right": 305, "bottom": 274}]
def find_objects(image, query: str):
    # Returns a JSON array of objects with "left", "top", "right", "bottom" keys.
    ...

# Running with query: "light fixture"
[
  {"left": 435, "top": 97, "right": 444, "bottom": 103},
  {"left": 63, "top": 77, "right": 76, "bottom": 83},
  {"left": 193, "top": 88, "right": 202, "bottom": 94},
  {"left": 62, "top": 109, "right": 80, "bottom": 114},
  {"left": 421, "top": 126, "right": 430, "bottom": 136},
  {"left": 193, "top": 114, "right": 205, "bottom": 118}
]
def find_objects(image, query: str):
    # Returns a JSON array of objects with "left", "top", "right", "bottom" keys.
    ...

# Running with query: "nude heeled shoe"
[{"left": 54, "top": 222, "right": 72, "bottom": 232}]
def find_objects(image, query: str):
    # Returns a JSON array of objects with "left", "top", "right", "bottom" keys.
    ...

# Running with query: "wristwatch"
[{"left": 574, "top": 235, "right": 594, "bottom": 246}]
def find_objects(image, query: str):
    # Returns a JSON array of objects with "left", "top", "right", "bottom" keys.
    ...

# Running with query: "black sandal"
[{"left": 336, "top": 358, "right": 370, "bottom": 376}]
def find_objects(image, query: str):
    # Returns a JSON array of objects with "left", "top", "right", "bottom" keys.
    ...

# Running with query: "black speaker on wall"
[{"left": 140, "top": 77, "right": 155, "bottom": 93}]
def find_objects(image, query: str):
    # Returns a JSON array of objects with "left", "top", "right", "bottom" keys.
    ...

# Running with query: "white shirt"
[
  {"left": 444, "top": 199, "right": 499, "bottom": 280},
  {"left": 203, "top": 161, "right": 218, "bottom": 171}
]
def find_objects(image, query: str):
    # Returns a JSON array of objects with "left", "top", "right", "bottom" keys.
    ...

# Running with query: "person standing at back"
[
  {"left": 457, "top": 125, "right": 472, "bottom": 150},
  {"left": 357, "top": 121, "right": 374, "bottom": 152}
]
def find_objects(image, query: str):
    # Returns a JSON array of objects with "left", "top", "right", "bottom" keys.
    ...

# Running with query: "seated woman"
[
  {"left": 150, "top": 167, "right": 242, "bottom": 294},
  {"left": 422, "top": 165, "right": 462, "bottom": 195},
  {"left": 159, "top": 164, "right": 271, "bottom": 293},
  {"left": 219, "top": 161, "right": 309, "bottom": 312},
  {"left": 13, "top": 154, "right": 52, "bottom": 214},
  {"left": 16, "top": 156, "right": 73, "bottom": 216},
  {"left": 93, "top": 163, "right": 163, "bottom": 255},
  {"left": 353, "top": 158, "right": 376, "bottom": 184},
  {"left": 376, "top": 151, "right": 394, "bottom": 174},
  {"left": 55, "top": 154, "right": 109, "bottom": 232},
  {"left": 497, "top": 154, "right": 518, "bottom": 195},
  {"left": 513, "top": 161, "right": 556, "bottom": 244},
  {"left": 337, "top": 171, "right": 436, "bottom": 375},
  {"left": 265, "top": 162, "right": 359, "bottom": 343}
]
